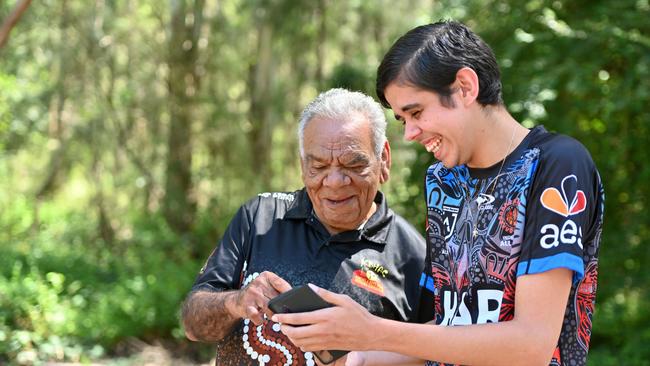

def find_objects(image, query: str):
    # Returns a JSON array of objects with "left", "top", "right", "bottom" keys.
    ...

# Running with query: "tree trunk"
[
  {"left": 36, "top": 0, "right": 69, "bottom": 200},
  {"left": 164, "top": 0, "right": 204, "bottom": 234},
  {"left": 315, "top": 0, "right": 327, "bottom": 90},
  {"left": 247, "top": 12, "right": 274, "bottom": 189}
]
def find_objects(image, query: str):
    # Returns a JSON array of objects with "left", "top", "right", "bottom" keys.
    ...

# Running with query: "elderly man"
[{"left": 181, "top": 88, "right": 426, "bottom": 366}]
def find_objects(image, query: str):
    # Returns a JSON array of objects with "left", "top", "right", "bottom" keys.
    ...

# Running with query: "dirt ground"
[{"left": 43, "top": 340, "right": 214, "bottom": 366}]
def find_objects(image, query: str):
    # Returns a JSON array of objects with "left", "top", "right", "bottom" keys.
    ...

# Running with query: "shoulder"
[
  {"left": 529, "top": 128, "right": 595, "bottom": 168},
  {"left": 253, "top": 190, "right": 299, "bottom": 206},
  {"left": 387, "top": 211, "right": 426, "bottom": 248},
  {"left": 525, "top": 128, "right": 603, "bottom": 203},
  {"left": 240, "top": 190, "right": 301, "bottom": 218}
]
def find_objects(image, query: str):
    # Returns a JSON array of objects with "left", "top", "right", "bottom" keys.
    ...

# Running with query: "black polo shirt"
[{"left": 192, "top": 188, "right": 426, "bottom": 366}]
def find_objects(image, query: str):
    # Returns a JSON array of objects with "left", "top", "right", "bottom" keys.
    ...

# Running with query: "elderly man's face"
[{"left": 301, "top": 114, "right": 390, "bottom": 234}]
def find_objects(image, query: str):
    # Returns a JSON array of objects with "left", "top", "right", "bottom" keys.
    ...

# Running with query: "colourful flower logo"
[{"left": 540, "top": 175, "right": 586, "bottom": 217}]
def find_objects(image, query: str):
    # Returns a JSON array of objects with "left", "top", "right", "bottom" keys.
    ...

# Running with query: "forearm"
[
  {"left": 371, "top": 318, "right": 553, "bottom": 366},
  {"left": 277, "top": 272, "right": 569, "bottom": 365},
  {"left": 361, "top": 351, "right": 424, "bottom": 366},
  {"left": 182, "top": 290, "right": 242, "bottom": 342}
]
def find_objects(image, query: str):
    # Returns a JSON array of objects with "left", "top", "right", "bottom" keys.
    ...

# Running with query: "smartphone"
[{"left": 268, "top": 285, "right": 349, "bottom": 364}]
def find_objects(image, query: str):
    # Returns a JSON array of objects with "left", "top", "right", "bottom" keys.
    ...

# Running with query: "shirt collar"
[{"left": 284, "top": 188, "right": 393, "bottom": 245}]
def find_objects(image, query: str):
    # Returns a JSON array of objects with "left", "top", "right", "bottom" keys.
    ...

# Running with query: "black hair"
[{"left": 376, "top": 20, "right": 503, "bottom": 109}]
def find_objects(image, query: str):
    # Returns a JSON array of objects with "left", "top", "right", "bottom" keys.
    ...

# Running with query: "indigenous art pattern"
[
  {"left": 238, "top": 272, "right": 317, "bottom": 366},
  {"left": 422, "top": 132, "right": 604, "bottom": 366}
]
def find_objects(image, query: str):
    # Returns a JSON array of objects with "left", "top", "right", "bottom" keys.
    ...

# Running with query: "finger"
[
  {"left": 279, "top": 324, "right": 322, "bottom": 351},
  {"left": 279, "top": 322, "right": 315, "bottom": 340},
  {"left": 344, "top": 352, "right": 365, "bottom": 366},
  {"left": 261, "top": 306, "right": 275, "bottom": 321},
  {"left": 241, "top": 286, "right": 266, "bottom": 307},
  {"left": 337, "top": 354, "right": 351, "bottom": 366},
  {"left": 246, "top": 306, "right": 264, "bottom": 326},
  {"left": 308, "top": 283, "right": 350, "bottom": 306},
  {"left": 271, "top": 307, "right": 331, "bottom": 325},
  {"left": 268, "top": 273, "right": 293, "bottom": 293},
  {"left": 258, "top": 298, "right": 275, "bottom": 320},
  {"left": 244, "top": 280, "right": 275, "bottom": 306},
  {"left": 255, "top": 272, "right": 291, "bottom": 299},
  {"left": 315, "top": 353, "right": 348, "bottom": 366}
]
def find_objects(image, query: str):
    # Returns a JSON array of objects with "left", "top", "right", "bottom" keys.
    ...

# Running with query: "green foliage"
[
  {"left": 0, "top": 199, "right": 204, "bottom": 363},
  {"left": 327, "top": 63, "right": 374, "bottom": 94}
]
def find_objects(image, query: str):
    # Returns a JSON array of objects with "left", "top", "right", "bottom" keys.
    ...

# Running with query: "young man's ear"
[
  {"left": 380, "top": 140, "right": 391, "bottom": 183},
  {"left": 455, "top": 67, "right": 480, "bottom": 106}
]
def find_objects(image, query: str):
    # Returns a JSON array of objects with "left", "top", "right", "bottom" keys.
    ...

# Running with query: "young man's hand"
[{"left": 272, "top": 284, "right": 378, "bottom": 352}]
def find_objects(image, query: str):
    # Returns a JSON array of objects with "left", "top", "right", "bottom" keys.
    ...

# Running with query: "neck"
[{"left": 466, "top": 106, "right": 529, "bottom": 168}]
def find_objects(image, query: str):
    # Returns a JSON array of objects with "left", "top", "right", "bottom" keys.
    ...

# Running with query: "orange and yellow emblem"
[{"left": 351, "top": 258, "right": 388, "bottom": 296}]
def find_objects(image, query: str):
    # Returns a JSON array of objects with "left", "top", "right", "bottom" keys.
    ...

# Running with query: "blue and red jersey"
[{"left": 421, "top": 126, "right": 604, "bottom": 366}]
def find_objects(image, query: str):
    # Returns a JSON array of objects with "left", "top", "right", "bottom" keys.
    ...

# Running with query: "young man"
[
  {"left": 181, "top": 88, "right": 427, "bottom": 366},
  {"left": 274, "top": 21, "right": 604, "bottom": 366}
]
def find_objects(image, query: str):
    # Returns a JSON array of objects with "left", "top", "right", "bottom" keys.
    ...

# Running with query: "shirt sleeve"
[
  {"left": 517, "top": 136, "right": 601, "bottom": 283},
  {"left": 191, "top": 203, "right": 253, "bottom": 292}
]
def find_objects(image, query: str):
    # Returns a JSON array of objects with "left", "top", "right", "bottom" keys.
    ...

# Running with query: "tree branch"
[{"left": 0, "top": 0, "right": 33, "bottom": 49}]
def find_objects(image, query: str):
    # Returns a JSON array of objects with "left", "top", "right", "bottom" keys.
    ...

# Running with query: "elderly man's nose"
[{"left": 323, "top": 170, "right": 350, "bottom": 187}]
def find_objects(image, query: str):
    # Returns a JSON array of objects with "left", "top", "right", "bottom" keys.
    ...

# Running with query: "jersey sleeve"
[
  {"left": 191, "top": 202, "right": 254, "bottom": 292},
  {"left": 518, "top": 136, "right": 601, "bottom": 283}
]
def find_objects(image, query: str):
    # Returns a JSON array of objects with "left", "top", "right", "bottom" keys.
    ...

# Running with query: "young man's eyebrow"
[
  {"left": 401, "top": 103, "right": 420, "bottom": 112},
  {"left": 393, "top": 103, "right": 420, "bottom": 121}
]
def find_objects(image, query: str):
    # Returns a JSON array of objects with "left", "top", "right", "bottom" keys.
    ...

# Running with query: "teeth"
[{"left": 425, "top": 138, "right": 442, "bottom": 153}]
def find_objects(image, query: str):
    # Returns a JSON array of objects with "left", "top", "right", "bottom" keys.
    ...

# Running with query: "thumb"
[
  {"left": 308, "top": 283, "right": 346, "bottom": 306},
  {"left": 268, "top": 272, "right": 293, "bottom": 293}
]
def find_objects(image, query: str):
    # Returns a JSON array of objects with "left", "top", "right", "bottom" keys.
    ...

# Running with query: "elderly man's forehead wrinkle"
[{"left": 321, "top": 138, "right": 364, "bottom": 154}]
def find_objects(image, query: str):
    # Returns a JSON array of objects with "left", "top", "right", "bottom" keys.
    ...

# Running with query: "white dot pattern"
[{"left": 241, "top": 272, "right": 298, "bottom": 365}]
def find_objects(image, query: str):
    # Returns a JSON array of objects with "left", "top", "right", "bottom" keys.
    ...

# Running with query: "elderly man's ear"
[{"left": 380, "top": 141, "right": 391, "bottom": 184}]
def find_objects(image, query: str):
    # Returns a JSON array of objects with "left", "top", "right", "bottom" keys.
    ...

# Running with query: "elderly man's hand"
[{"left": 235, "top": 271, "right": 292, "bottom": 325}]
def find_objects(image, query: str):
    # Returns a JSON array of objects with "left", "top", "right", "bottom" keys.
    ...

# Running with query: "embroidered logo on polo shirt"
[
  {"left": 351, "top": 258, "right": 388, "bottom": 296},
  {"left": 258, "top": 192, "right": 295, "bottom": 202}
]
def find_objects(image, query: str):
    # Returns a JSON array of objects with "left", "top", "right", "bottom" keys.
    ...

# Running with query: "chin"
[
  {"left": 440, "top": 156, "right": 460, "bottom": 168},
  {"left": 327, "top": 218, "right": 358, "bottom": 231}
]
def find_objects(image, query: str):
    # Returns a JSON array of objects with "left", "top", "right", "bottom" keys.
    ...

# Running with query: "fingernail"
[
  {"left": 271, "top": 315, "right": 278, "bottom": 322},
  {"left": 308, "top": 283, "right": 318, "bottom": 291}
]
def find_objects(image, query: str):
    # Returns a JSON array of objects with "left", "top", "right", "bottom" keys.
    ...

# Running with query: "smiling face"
[
  {"left": 301, "top": 114, "right": 389, "bottom": 235},
  {"left": 384, "top": 82, "right": 476, "bottom": 168}
]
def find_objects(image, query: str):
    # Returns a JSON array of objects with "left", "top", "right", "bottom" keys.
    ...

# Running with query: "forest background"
[{"left": 1, "top": 0, "right": 648, "bottom": 365}]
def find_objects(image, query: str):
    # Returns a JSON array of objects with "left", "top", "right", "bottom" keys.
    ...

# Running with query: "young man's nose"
[{"left": 403, "top": 121, "right": 421, "bottom": 141}]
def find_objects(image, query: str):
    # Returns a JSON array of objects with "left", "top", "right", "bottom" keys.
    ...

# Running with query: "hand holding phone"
[{"left": 268, "top": 285, "right": 349, "bottom": 364}]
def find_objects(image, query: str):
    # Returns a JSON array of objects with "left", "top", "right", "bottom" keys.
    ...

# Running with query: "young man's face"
[
  {"left": 384, "top": 82, "right": 474, "bottom": 168},
  {"left": 301, "top": 114, "right": 389, "bottom": 234}
]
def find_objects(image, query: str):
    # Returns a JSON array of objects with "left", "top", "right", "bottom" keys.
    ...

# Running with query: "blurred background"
[{"left": 1, "top": 0, "right": 648, "bottom": 365}]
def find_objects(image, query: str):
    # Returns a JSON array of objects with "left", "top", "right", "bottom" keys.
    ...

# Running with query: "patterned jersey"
[{"left": 420, "top": 126, "right": 604, "bottom": 366}]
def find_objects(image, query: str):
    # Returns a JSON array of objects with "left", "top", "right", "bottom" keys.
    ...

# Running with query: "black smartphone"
[{"left": 268, "top": 285, "right": 349, "bottom": 364}]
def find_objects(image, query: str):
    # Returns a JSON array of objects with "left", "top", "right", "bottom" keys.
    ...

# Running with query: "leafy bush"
[{"left": 0, "top": 200, "right": 206, "bottom": 364}]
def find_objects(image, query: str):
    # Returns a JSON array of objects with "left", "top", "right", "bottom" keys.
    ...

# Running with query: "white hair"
[{"left": 298, "top": 88, "right": 387, "bottom": 158}]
